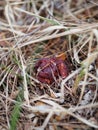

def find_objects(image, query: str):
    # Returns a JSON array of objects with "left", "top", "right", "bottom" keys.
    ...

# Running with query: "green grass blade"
[{"left": 10, "top": 89, "right": 23, "bottom": 130}]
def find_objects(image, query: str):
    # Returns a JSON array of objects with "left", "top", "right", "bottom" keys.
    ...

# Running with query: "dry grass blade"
[
  {"left": 19, "top": 51, "right": 29, "bottom": 105},
  {"left": 19, "top": 23, "right": 98, "bottom": 48}
]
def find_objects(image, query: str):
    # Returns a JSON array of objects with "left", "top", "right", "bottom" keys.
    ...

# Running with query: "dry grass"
[{"left": 0, "top": 0, "right": 98, "bottom": 130}]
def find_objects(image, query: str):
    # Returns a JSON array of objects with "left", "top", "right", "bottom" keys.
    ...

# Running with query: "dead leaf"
[{"left": 56, "top": 52, "right": 66, "bottom": 61}]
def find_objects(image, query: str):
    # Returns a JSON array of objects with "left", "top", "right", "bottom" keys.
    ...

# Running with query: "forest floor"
[{"left": 0, "top": 0, "right": 98, "bottom": 130}]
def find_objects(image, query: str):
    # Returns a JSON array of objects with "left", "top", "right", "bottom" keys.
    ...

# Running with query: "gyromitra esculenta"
[{"left": 34, "top": 56, "right": 68, "bottom": 84}]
